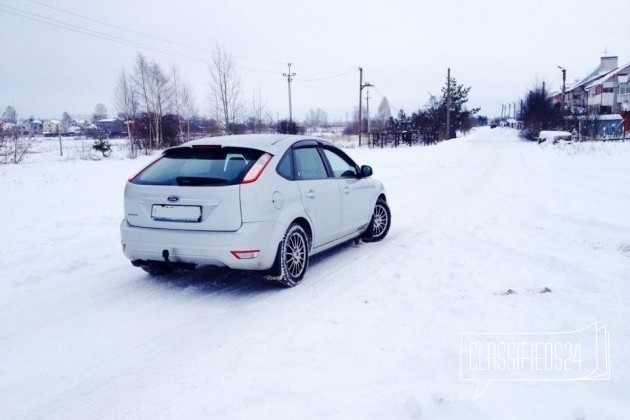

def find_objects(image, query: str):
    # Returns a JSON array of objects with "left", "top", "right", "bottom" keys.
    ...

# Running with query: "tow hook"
[{"left": 131, "top": 249, "right": 196, "bottom": 271}]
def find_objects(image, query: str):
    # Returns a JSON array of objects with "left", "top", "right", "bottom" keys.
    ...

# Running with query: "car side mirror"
[{"left": 360, "top": 165, "right": 373, "bottom": 178}]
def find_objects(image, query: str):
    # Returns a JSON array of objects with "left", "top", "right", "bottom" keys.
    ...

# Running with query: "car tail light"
[
  {"left": 231, "top": 250, "right": 260, "bottom": 259},
  {"left": 242, "top": 153, "right": 273, "bottom": 184}
]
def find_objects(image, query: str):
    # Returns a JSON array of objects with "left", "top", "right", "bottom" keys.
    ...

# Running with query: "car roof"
[{"left": 179, "top": 134, "right": 335, "bottom": 155}]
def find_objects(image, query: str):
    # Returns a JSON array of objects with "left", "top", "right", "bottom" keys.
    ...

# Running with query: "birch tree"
[
  {"left": 132, "top": 54, "right": 154, "bottom": 150},
  {"left": 150, "top": 60, "right": 172, "bottom": 148},
  {"left": 248, "top": 85, "right": 266, "bottom": 133},
  {"left": 209, "top": 44, "right": 243, "bottom": 134},
  {"left": 171, "top": 66, "right": 196, "bottom": 142},
  {"left": 114, "top": 69, "right": 139, "bottom": 156}
]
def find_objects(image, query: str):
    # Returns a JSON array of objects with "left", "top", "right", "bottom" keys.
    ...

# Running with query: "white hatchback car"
[{"left": 120, "top": 134, "right": 391, "bottom": 287}]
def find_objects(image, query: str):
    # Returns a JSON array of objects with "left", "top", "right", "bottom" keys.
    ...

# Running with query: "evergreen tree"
[
  {"left": 374, "top": 97, "right": 392, "bottom": 131},
  {"left": 441, "top": 76, "right": 480, "bottom": 138},
  {"left": 410, "top": 76, "right": 479, "bottom": 142},
  {"left": 3, "top": 105, "right": 17, "bottom": 123},
  {"left": 61, "top": 111, "right": 73, "bottom": 124},
  {"left": 519, "top": 82, "right": 563, "bottom": 140},
  {"left": 93, "top": 103, "right": 108, "bottom": 122}
]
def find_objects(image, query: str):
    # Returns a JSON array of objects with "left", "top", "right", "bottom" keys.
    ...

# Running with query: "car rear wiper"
[{"left": 176, "top": 176, "right": 228, "bottom": 186}]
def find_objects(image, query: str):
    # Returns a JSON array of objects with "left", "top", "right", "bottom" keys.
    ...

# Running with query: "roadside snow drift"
[{"left": 1, "top": 128, "right": 629, "bottom": 419}]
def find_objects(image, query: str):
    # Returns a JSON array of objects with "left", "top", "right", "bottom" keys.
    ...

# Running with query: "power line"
[
  {"left": 23, "top": 0, "right": 212, "bottom": 55},
  {"left": 1, "top": 2, "right": 360, "bottom": 89},
  {"left": 297, "top": 78, "right": 355, "bottom": 99},
  {"left": 0, "top": 4, "right": 209, "bottom": 63},
  {"left": 293, "top": 68, "right": 355, "bottom": 82},
  {"left": 24, "top": 0, "right": 288, "bottom": 68}
]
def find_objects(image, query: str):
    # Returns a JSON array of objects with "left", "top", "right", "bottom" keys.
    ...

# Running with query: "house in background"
[
  {"left": 567, "top": 56, "right": 619, "bottom": 114},
  {"left": 21, "top": 119, "right": 43, "bottom": 136},
  {"left": 562, "top": 55, "right": 630, "bottom": 137},
  {"left": 43, "top": 120, "right": 68, "bottom": 136},
  {"left": 95, "top": 118, "right": 124, "bottom": 137},
  {"left": 585, "top": 61, "right": 630, "bottom": 114}
]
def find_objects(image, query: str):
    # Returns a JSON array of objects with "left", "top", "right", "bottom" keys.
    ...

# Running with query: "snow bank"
[{"left": 538, "top": 130, "right": 572, "bottom": 144}]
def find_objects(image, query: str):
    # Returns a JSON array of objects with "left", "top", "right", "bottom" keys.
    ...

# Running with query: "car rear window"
[{"left": 131, "top": 146, "right": 265, "bottom": 186}]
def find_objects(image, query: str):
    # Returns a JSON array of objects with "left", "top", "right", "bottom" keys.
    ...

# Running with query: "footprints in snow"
[{"left": 498, "top": 287, "right": 552, "bottom": 296}]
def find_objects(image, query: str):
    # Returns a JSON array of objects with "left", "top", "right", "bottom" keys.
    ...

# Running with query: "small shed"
[{"left": 596, "top": 114, "right": 624, "bottom": 137}]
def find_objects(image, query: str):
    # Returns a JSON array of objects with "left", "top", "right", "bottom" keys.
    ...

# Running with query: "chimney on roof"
[{"left": 600, "top": 56, "right": 618, "bottom": 72}]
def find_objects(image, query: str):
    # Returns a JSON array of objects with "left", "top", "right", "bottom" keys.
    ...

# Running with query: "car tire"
[
  {"left": 362, "top": 198, "right": 391, "bottom": 242},
  {"left": 270, "top": 223, "right": 309, "bottom": 288}
]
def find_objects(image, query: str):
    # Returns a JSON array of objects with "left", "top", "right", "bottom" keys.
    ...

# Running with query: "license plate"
[{"left": 151, "top": 205, "right": 201, "bottom": 222}]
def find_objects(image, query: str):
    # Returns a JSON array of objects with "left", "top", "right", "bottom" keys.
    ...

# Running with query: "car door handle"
[
  {"left": 306, "top": 190, "right": 316, "bottom": 199},
  {"left": 343, "top": 186, "right": 349, "bottom": 194}
]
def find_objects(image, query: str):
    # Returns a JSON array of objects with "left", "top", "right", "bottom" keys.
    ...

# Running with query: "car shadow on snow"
[
  {"left": 141, "top": 266, "right": 280, "bottom": 296},
  {"left": 137, "top": 240, "right": 358, "bottom": 296}
]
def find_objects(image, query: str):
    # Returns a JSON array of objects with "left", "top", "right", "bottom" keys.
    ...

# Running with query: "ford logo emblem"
[{"left": 167, "top": 195, "right": 180, "bottom": 203}]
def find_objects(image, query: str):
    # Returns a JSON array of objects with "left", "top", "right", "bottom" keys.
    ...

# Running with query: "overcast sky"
[{"left": 1, "top": 0, "right": 629, "bottom": 121}]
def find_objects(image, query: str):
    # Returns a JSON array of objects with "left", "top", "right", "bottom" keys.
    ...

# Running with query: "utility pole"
[
  {"left": 446, "top": 68, "right": 451, "bottom": 140},
  {"left": 282, "top": 63, "right": 296, "bottom": 123},
  {"left": 366, "top": 87, "right": 371, "bottom": 135},
  {"left": 358, "top": 67, "right": 373, "bottom": 147},
  {"left": 358, "top": 67, "right": 363, "bottom": 146},
  {"left": 58, "top": 126, "right": 63, "bottom": 157},
  {"left": 558, "top": 66, "right": 567, "bottom": 113}
]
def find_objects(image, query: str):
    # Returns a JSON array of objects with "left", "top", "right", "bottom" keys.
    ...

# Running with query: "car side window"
[
  {"left": 294, "top": 147, "right": 329, "bottom": 180},
  {"left": 276, "top": 149, "right": 294, "bottom": 180},
  {"left": 322, "top": 148, "right": 359, "bottom": 178}
]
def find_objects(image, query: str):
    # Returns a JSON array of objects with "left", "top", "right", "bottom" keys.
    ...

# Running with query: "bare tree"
[
  {"left": 115, "top": 69, "right": 139, "bottom": 157},
  {"left": 171, "top": 66, "right": 185, "bottom": 141},
  {"left": 131, "top": 54, "right": 172, "bottom": 150},
  {"left": 180, "top": 84, "right": 196, "bottom": 141},
  {"left": 0, "top": 121, "right": 8, "bottom": 164},
  {"left": 208, "top": 44, "right": 243, "bottom": 134},
  {"left": 132, "top": 53, "right": 154, "bottom": 151},
  {"left": 148, "top": 60, "right": 171, "bottom": 148},
  {"left": 375, "top": 97, "right": 392, "bottom": 132},
  {"left": 305, "top": 108, "right": 328, "bottom": 130},
  {"left": 248, "top": 84, "right": 266, "bottom": 133},
  {"left": 0, "top": 107, "right": 37, "bottom": 164},
  {"left": 171, "top": 66, "right": 196, "bottom": 142}
]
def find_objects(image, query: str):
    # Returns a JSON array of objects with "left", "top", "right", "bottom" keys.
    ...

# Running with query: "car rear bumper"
[{"left": 120, "top": 220, "right": 284, "bottom": 270}]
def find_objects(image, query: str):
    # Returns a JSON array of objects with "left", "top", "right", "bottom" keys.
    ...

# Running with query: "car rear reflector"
[
  {"left": 242, "top": 153, "right": 273, "bottom": 184},
  {"left": 230, "top": 250, "right": 260, "bottom": 259}
]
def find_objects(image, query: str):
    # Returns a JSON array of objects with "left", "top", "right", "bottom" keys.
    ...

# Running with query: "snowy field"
[{"left": 1, "top": 128, "right": 629, "bottom": 419}]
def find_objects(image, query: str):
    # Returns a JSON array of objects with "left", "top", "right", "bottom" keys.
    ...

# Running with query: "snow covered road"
[{"left": 1, "top": 128, "right": 629, "bottom": 419}]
